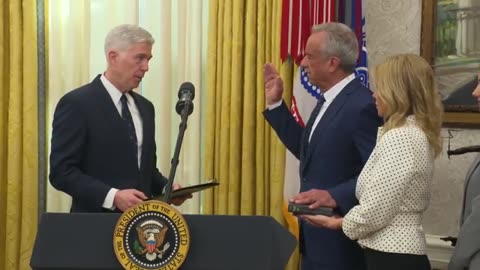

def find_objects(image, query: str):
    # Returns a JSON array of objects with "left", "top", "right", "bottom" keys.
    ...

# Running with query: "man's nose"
[
  {"left": 300, "top": 56, "right": 307, "bottom": 68},
  {"left": 141, "top": 61, "right": 149, "bottom": 72}
]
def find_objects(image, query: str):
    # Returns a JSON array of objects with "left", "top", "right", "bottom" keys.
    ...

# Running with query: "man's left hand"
[
  {"left": 290, "top": 189, "right": 337, "bottom": 208},
  {"left": 169, "top": 183, "right": 192, "bottom": 206}
]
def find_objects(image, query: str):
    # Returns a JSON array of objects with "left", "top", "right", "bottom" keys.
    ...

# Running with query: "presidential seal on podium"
[{"left": 113, "top": 200, "right": 190, "bottom": 270}]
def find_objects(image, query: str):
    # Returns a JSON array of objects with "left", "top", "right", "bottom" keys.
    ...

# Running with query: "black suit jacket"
[{"left": 49, "top": 75, "right": 167, "bottom": 212}]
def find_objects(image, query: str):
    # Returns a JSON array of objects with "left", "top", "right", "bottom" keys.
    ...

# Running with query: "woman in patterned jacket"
[{"left": 301, "top": 54, "right": 443, "bottom": 270}]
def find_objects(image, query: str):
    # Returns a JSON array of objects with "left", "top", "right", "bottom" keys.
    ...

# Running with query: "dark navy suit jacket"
[
  {"left": 264, "top": 78, "right": 382, "bottom": 270},
  {"left": 49, "top": 75, "right": 167, "bottom": 213}
]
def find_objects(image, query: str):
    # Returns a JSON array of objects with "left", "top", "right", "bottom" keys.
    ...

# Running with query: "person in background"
[
  {"left": 49, "top": 24, "right": 190, "bottom": 213},
  {"left": 263, "top": 22, "right": 382, "bottom": 270},
  {"left": 449, "top": 72, "right": 480, "bottom": 270},
  {"left": 302, "top": 54, "right": 443, "bottom": 270}
]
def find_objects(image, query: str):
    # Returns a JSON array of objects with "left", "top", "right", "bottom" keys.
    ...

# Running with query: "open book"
[{"left": 152, "top": 179, "right": 219, "bottom": 201}]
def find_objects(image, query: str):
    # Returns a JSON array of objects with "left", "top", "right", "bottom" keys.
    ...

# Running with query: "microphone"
[
  {"left": 447, "top": 145, "right": 480, "bottom": 157},
  {"left": 163, "top": 82, "right": 195, "bottom": 203},
  {"left": 175, "top": 82, "right": 195, "bottom": 115}
]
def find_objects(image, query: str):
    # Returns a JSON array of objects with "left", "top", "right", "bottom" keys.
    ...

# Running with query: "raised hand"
[{"left": 263, "top": 63, "right": 284, "bottom": 105}]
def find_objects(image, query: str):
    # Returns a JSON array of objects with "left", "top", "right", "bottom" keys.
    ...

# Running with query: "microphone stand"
[
  {"left": 447, "top": 145, "right": 480, "bottom": 158},
  {"left": 163, "top": 100, "right": 193, "bottom": 203}
]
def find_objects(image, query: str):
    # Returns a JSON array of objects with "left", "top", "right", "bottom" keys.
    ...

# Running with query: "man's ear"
[
  {"left": 107, "top": 50, "right": 118, "bottom": 64},
  {"left": 328, "top": 56, "right": 341, "bottom": 72}
]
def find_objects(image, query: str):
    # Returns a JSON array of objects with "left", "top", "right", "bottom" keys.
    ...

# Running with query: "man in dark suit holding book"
[{"left": 49, "top": 24, "right": 190, "bottom": 213}]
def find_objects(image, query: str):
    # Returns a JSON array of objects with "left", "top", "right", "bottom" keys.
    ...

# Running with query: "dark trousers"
[
  {"left": 364, "top": 248, "right": 431, "bottom": 270},
  {"left": 301, "top": 255, "right": 366, "bottom": 270}
]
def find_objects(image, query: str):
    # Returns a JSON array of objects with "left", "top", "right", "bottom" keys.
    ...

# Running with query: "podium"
[{"left": 30, "top": 213, "right": 297, "bottom": 270}]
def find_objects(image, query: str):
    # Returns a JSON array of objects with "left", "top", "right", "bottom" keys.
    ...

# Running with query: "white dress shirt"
[
  {"left": 342, "top": 116, "right": 434, "bottom": 255},
  {"left": 268, "top": 73, "right": 355, "bottom": 142},
  {"left": 307, "top": 74, "right": 355, "bottom": 142},
  {"left": 100, "top": 74, "right": 144, "bottom": 209}
]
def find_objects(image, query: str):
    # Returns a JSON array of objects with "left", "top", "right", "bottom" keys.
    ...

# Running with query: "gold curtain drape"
[
  {"left": 0, "top": 1, "right": 39, "bottom": 269},
  {"left": 204, "top": 0, "right": 298, "bottom": 268}
]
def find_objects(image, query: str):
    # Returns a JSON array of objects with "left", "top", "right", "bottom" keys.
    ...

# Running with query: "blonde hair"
[{"left": 372, "top": 54, "right": 443, "bottom": 157}]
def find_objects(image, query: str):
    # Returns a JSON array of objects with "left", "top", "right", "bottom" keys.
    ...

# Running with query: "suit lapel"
[
  {"left": 91, "top": 75, "right": 128, "bottom": 130},
  {"left": 130, "top": 92, "right": 155, "bottom": 195},
  {"left": 301, "top": 79, "right": 359, "bottom": 173},
  {"left": 130, "top": 92, "right": 151, "bottom": 173},
  {"left": 91, "top": 76, "right": 140, "bottom": 169}
]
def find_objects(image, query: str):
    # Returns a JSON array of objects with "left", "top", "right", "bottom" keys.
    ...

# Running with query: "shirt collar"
[
  {"left": 100, "top": 74, "right": 125, "bottom": 105},
  {"left": 322, "top": 73, "right": 356, "bottom": 102}
]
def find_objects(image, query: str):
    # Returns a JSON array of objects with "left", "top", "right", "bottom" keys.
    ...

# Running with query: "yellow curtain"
[
  {"left": 0, "top": 0, "right": 39, "bottom": 269},
  {"left": 204, "top": 0, "right": 298, "bottom": 268}
]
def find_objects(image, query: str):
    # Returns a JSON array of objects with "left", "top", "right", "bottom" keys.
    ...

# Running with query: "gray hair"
[
  {"left": 104, "top": 24, "right": 155, "bottom": 56},
  {"left": 312, "top": 22, "right": 359, "bottom": 72}
]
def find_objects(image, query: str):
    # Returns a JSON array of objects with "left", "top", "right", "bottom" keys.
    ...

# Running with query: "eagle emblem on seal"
[{"left": 135, "top": 220, "right": 170, "bottom": 261}]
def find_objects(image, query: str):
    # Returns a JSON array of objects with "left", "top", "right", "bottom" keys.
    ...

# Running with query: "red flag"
[{"left": 280, "top": 0, "right": 335, "bottom": 64}]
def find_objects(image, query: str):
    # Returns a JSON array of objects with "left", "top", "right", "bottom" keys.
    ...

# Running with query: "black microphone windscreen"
[
  {"left": 176, "top": 82, "right": 195, "bottom": 115},
  {"left": 178, "top": 82, "right": 195, "bottom": 100}
]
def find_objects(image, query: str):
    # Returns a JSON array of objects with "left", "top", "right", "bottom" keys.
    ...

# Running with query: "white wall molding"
[{"left": 427, "top": 234, "right": 454, "bottom": 270}]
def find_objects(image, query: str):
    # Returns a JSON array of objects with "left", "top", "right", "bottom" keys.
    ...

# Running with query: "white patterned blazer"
[{"left": 342, "top": 116, "right": 434, "bottom": 255}]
